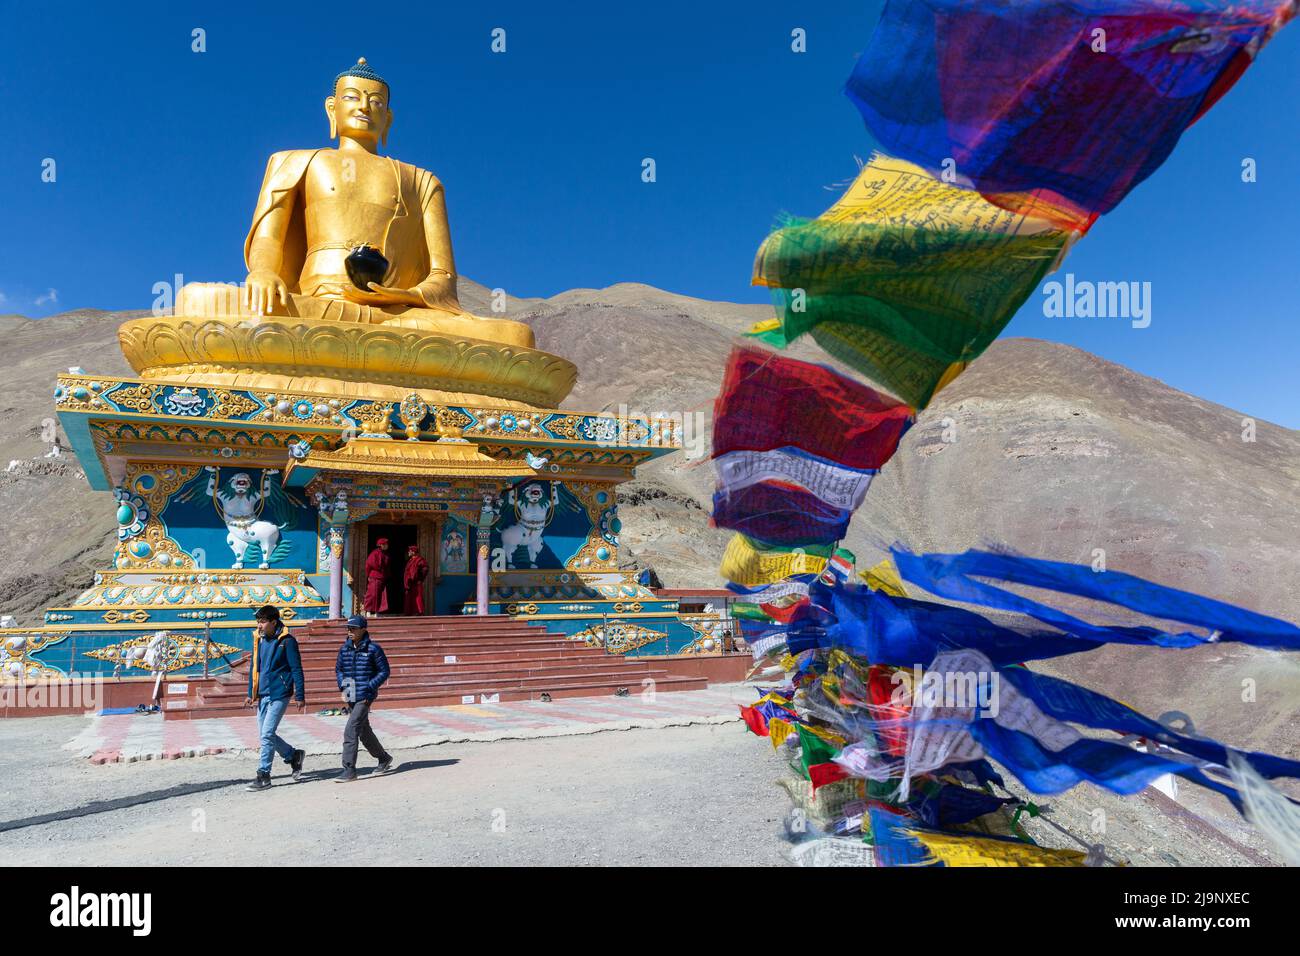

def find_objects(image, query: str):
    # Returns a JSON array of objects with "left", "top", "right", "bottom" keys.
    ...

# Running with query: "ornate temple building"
[{"left": 2, "top": 59, "right": 728, "bottom": 685}]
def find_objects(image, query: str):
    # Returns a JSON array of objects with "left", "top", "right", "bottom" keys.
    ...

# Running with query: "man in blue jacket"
[
  {"left": 334, "top": 614, "right": 395, "bottom": 782},
  {"left": 244, "top": 604, "right": 306, "bottom": 792}
]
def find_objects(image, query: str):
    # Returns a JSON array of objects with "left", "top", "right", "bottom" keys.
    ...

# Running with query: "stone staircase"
[{"left": 163, "top": 615, "right": 707, "bottom": 719}]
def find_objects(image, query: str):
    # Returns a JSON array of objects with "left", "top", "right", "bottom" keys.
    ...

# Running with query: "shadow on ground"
[{"left": 0, "top": 759, "right": 462, "bottom": 833}]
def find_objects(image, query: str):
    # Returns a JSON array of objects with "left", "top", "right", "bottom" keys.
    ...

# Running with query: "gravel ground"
[
  {"left": 0, "top": 715, "right": 1282, "bottom": 866},
  {"left": 0, "top": 716, "right": 791, "bottom": 866}
]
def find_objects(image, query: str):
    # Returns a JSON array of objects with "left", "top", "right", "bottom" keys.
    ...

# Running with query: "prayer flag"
[
  {"left": 714, "top": 345, "right": 913, "bottom": 466},
  {"left": 752, "top": 155, "right": 1071, "bottom": 408},
  {"left": 909, "top": 829, "right": 1088, "bottom": 867},
  {"left": 892, "top": 547, "right": 1300, "bottom": 651},
  {"left": 720, "top": 534, "right": 832, "bottom": 588},
  {"left": 844, "top": 0, "right": 1295, "bottom": 226}
]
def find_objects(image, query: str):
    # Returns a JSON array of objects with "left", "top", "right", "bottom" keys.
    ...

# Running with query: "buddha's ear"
[
  {"left": 325, "top": 96, "right": 338, "bottom": 140},
  {"left": 382, "top": 108, "right": 393, "bottom": 148}
]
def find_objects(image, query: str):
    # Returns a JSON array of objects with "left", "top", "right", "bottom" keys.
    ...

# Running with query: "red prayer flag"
[
  {"left": 739, "top": 704, "right": 770, "bottom": 737},
  {"left": 867, "top": 665, "right": 911, "bottom": 758},
  {"left": 808, "top": 761, "right": 851, "bottom": 793},
  {"left": 713, "top": 346, "right": 912, "bottom": 470}
]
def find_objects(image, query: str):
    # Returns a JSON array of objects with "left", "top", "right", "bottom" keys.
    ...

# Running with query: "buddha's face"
[{"left": 326, "top": 76, "right": 392, "bottom": 146}]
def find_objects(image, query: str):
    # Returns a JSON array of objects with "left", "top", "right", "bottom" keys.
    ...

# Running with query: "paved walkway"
[{"left": 66, "top": 684, "right": 752, "bottom": 764}]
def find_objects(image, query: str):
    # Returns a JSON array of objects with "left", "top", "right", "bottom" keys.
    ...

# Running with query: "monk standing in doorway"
[
  {"left": 403, "top": 544, "right": 429, "bottom": 615},
  {"left": 364, "top": 538, "right": 390, "bottom": 616}
]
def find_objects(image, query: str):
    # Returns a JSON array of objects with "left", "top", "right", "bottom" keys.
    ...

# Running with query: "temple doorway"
[
  {"left": 351, "top": 516, "right": 440, "bottom": 616},
  {"left": 367, "top": 523, "right": 416, "bottom": 614}
]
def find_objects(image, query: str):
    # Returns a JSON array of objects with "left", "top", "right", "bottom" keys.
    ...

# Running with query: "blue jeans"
[{"left": 256, "top": 696, "right": 295, "bottom": 774}]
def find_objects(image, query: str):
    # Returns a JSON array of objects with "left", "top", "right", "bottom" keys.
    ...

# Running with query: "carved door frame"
[{"left": 348, "top": 512, "right": 441, "bottom": 615}]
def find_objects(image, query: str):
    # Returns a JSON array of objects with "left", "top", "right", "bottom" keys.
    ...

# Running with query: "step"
[
  {"left": 296, "top": 636, "right": 581, "bottom": 650},
  {"left": 246, "top": 641, "right": 596, "bottom": 658},
  {"left": 191, "top": 660, "right": 680, "bottom": 697},
  {"left": 198, "top": 663, "right": 670, "bottom": 699},
  {"left": 297, "top": 633, "right": 573, "bottom": 646},
  {"left": 314, "top": 657, "right": 647, "bottom": 681},
  {"left": 201, "top": 645, "right": 618, "bottom": 686},
  {"left": 304, "top": 614, "right": 517, "bottom": 622},
  {"left": 296, "top": 632, "right": 553, "bottom": 645},
  {"left": 295, "top": 635, "right": 577, "bottom": 651},
  {"left": 300, "top": 616, "right": 526, "bottom": 631},
  {"left": 203, "top": 645, "right": 620, "bottom": 683},
  {"left": 170, "top": 673, "right": 709, "bottom": 717},
  {"left": 294, "top": 648, "right": 591, "bottom": 666},
  {"left": 296, "top": 647, "right": 580, "bottom": 660},
  {"left": 294, "top": 649, "right": 605, "bottom": 667},
  {"left": 206, "top": 650, "right": 618, "bottom": 689},
  {"left": 302, "top": 619, "right": 547, "bottom": 629}
]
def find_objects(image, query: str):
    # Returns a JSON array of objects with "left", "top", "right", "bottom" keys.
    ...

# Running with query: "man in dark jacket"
[
  {"left": 334, "top": 614, "right": 395, "bottom": 782},
  {"left": 244, "top": 604, "right": 306, "bottom": 791}
]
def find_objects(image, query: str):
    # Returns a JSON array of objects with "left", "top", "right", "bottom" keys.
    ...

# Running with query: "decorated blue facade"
[{"left": 1, "top": 375, "right": 728, "bottom": 683}]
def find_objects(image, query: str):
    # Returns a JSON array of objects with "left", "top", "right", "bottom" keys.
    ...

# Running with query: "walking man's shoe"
[
  {"left": 290, "top": 749, "right": 305, "bottom": 781},
  {"left": 334, "top": 769, "right": 358, "bottom": 783},
  {"left": 246, "top": 770, "right": 272, "bottom": 792},
  {"left": 376, "top": 756, "right": 395, "bottom": 774}
]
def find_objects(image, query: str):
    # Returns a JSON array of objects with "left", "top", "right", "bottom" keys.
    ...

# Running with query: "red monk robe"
[
  {"left": 403, "top": 545, "right": 430, "bottom": 615},
  {"left": 363, "top": 538, "right": 391, "bottom": 615}
]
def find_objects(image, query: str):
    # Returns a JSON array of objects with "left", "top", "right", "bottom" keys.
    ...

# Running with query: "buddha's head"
[{"left": 326, "top": 57, "right": 392, "bottom": 148}]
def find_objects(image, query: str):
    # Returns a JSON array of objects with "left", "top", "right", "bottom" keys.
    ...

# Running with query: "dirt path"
[
  {"left": 0, "top": 715, "right": 1280, "bottom": 866},
  {"left": 0, "top": 718, "right": 791, "bottom": 866}
]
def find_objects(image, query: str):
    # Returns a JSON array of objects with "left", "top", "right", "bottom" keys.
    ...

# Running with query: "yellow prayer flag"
[
  {"left": 799, "top": 722, "right": 847, "bottom": 747},
  {"left": 768, "top": 717, "right": 795, "bottom": 750},
  {"left": 910, "top": 830, "right": 1089, "bottom": 867},
  {"left": 745, "top": 317, "right": 783, "bottom": 336},
  {"left": 827, "top": 649, "right": 875, "bottom": 687},
  {"left": 859, "top": 557, "right": 909, "bottom": 598},
  {"left": 720, "top": 534, "right": 828, "bottom": 588}
]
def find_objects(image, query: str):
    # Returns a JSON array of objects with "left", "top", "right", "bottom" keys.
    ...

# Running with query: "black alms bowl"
[{"left": 345, "top": 245, "right": 390, "bottom": 291}]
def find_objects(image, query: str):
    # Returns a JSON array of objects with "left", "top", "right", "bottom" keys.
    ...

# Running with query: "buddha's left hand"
[{"left": 342, "top": 282, "right": 425, "bottom": 307}]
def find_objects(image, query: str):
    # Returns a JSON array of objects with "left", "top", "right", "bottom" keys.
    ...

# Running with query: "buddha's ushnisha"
[{"left": 177, "top": 58, "right": 533, "bottom": 349}]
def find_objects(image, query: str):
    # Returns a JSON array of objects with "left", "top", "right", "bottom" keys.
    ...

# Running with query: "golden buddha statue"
[{"left": 119, "top": 58, "right": 575, "bottom": 408}]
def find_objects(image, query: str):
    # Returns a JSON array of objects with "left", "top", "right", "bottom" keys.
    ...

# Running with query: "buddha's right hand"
[{"left": 244, "top": 271, "right": 288, "bottom": 315}]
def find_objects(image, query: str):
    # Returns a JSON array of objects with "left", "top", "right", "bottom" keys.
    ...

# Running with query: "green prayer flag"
[
  {"left": 796, "top": 724, "right": 841, "bottom": 779},
  {"left": 752, "top": 154, "right": 1071, "bottom": 409}
]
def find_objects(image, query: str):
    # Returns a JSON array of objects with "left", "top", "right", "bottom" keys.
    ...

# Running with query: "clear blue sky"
[{"left": 3, "top": 0, "right": 1296, "bottom": 426}]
